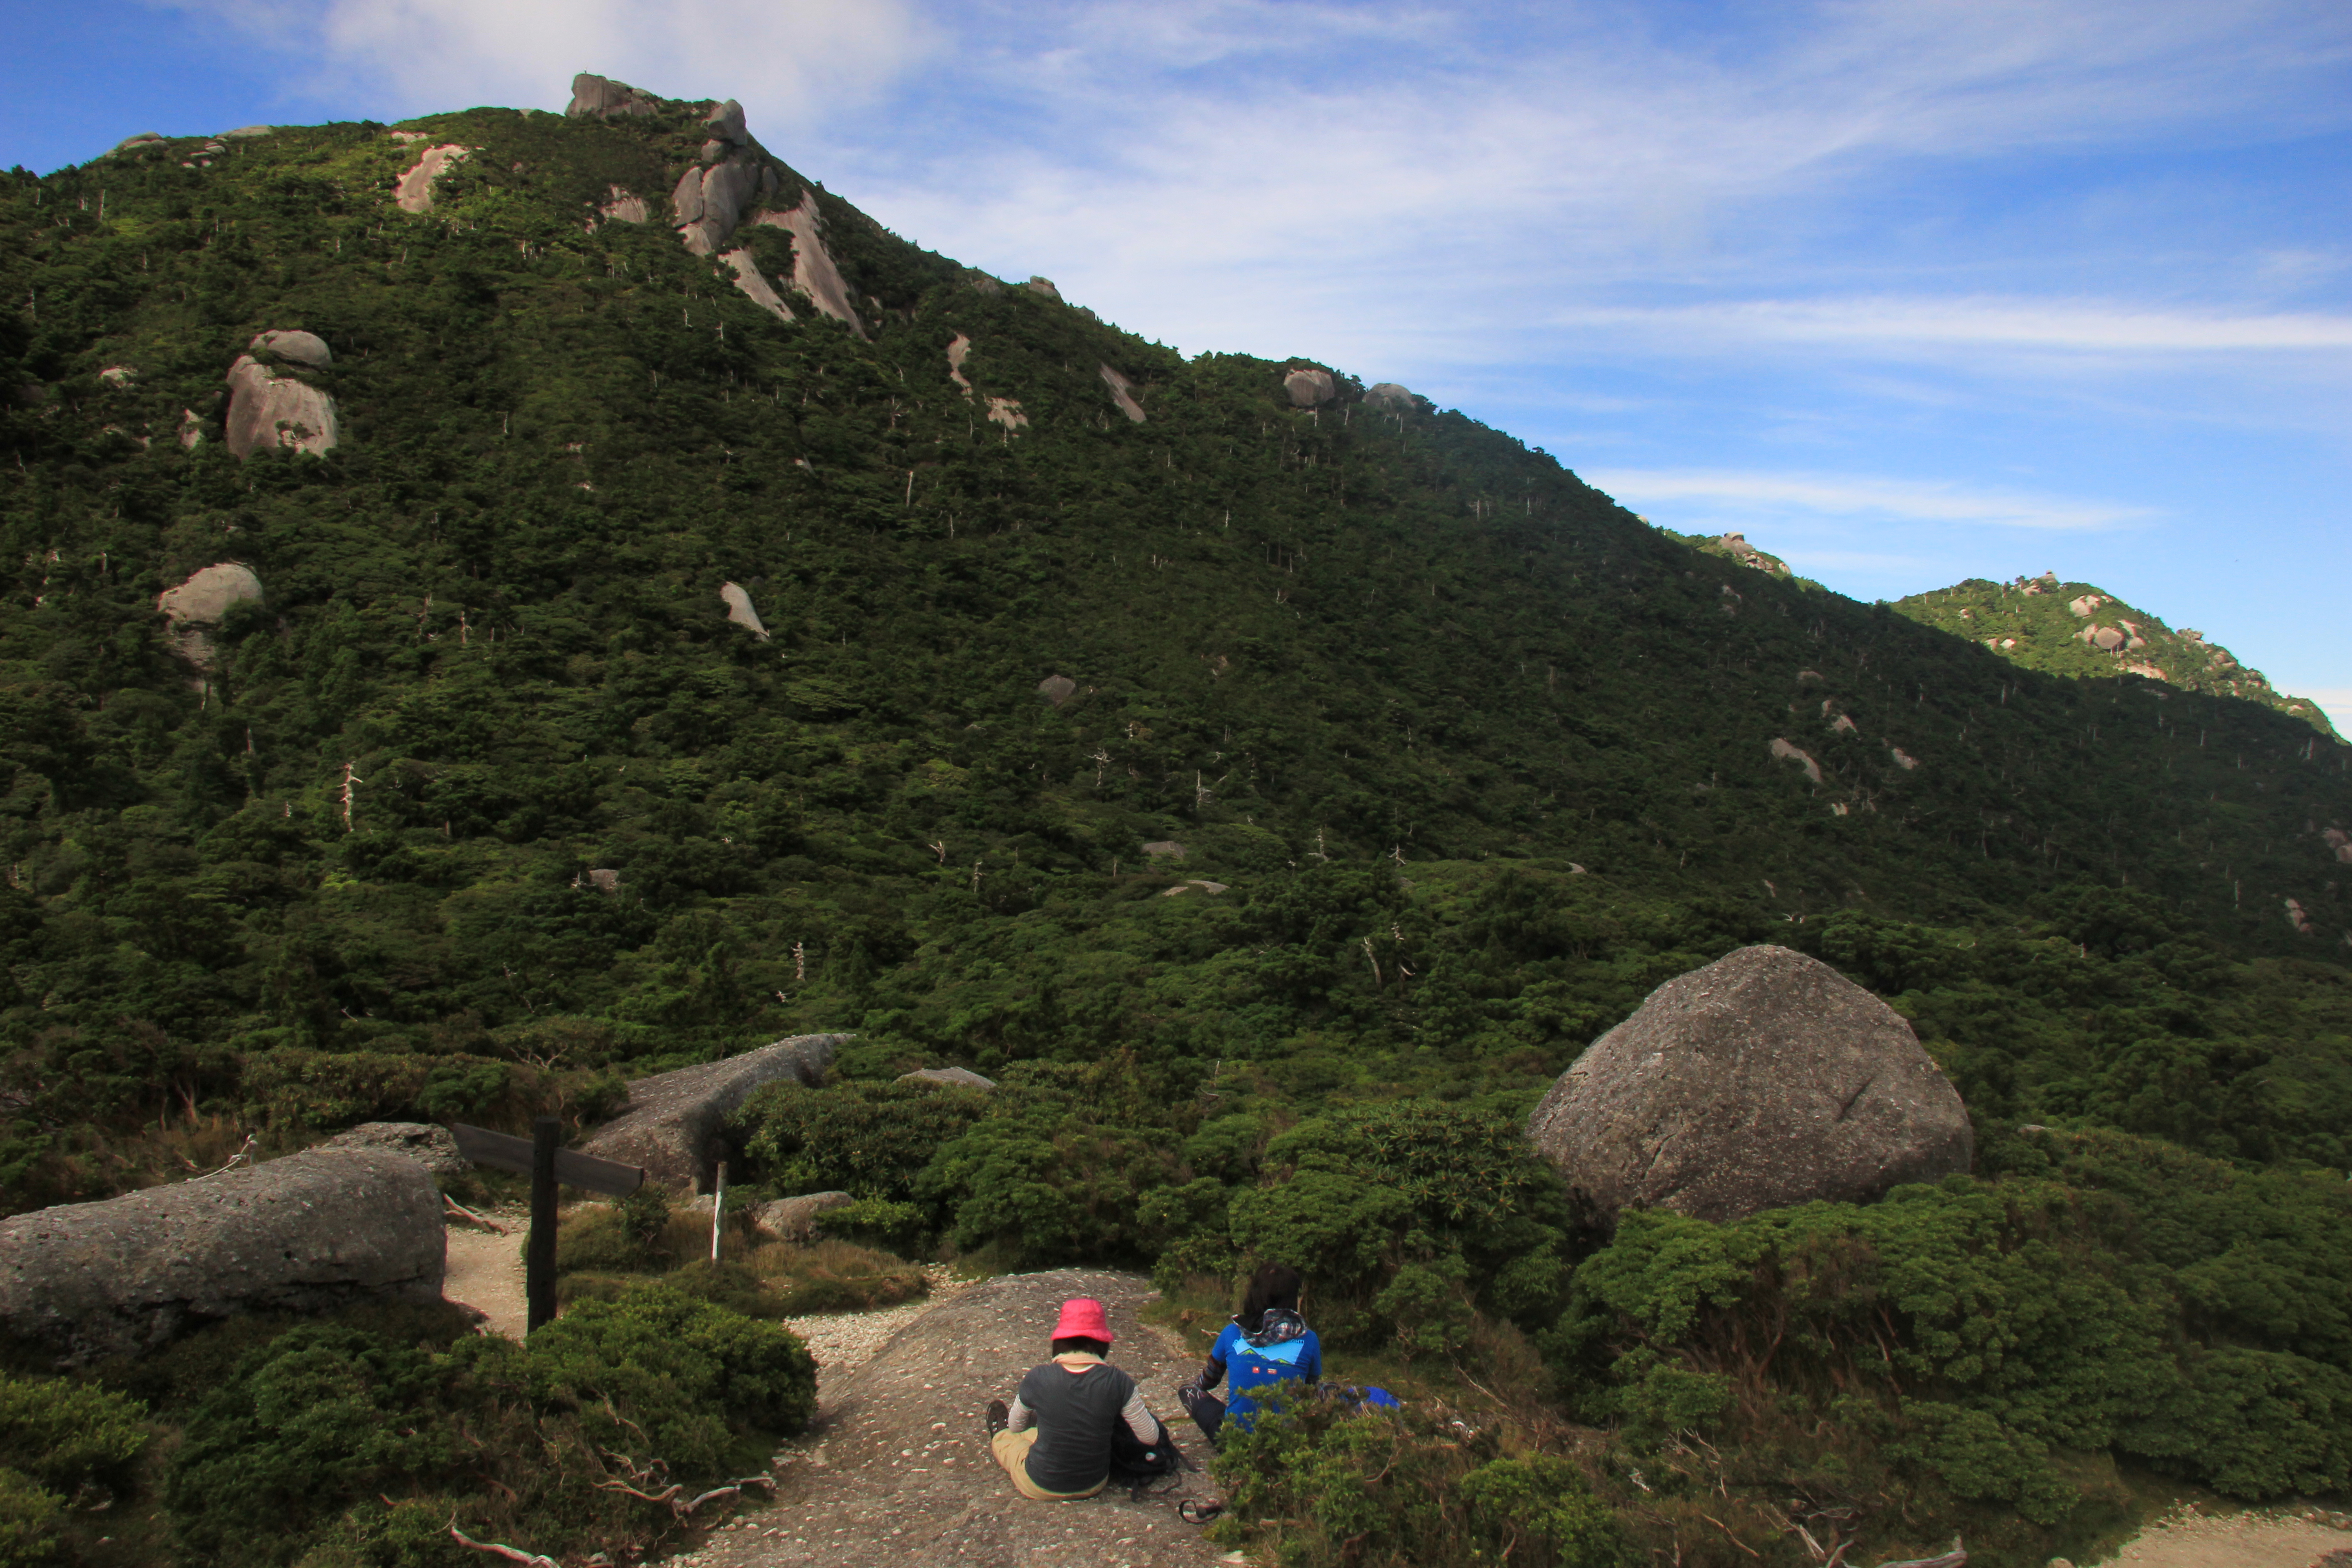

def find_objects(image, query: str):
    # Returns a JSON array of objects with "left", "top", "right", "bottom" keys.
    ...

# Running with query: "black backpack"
[{"left": 1108, "top": 1414, "right": 1187, "bottom": 1487}]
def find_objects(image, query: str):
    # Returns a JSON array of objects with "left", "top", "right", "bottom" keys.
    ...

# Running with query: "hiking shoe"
[{"left": 985, "top": 1399, "right": 1009, "bottom": 1438}]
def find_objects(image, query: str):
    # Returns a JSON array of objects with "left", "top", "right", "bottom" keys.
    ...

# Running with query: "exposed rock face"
[
  {"left": 2068, "top": 595, "right": 2103, "bottom": 617},
  {"left": 1141, "top": 841, "right": 1185, "bottom": 859},
  {"left": 1769, "top": 737, "right": 1822, "bottom": 785},
  {"left": 1527, "top": 945, "right": 1973, "bottom": 1225},
  {"left": 705, "top": 98, "right": 748, "bottom": 145},
  {"left": 1161, "top": 880, "right": 1229, "bottom": 897},
  {"left": 99, "top": 366, "right": 135, "bottom": 387},
  {"left": 225, "top": 354, "right": 338, "bottom": 459},
  {"left": 1025, "top": 276, "right": 1063, "bottom": 301},
  {"left": 2324, "top": 828, "right": 2352, "bottom": 865},
  {"left": 985, "top": 397, "right": 1028, "bottom": 432},
  {"left": 112, "top": 133, "right": 165, "bottom": 154},
  {"left": 755, "top": 194, "right": 865, "bottom": 335},
  {"left": 1036, "top": 674, "right": 1078, "bottom": 707},
  {"left": 898, "top": 1066, "right": 996, "bottom": 1090},
  {"left": 0, "top": 1149, "right": 445, "bottom": 1363},
  {"left": 219, "top": 125, "right": 274, "bottom": 140},
  {"left": 672, "top": 152, "right": 768, "bottom": 255},
  {"left": 395, "top": 145, "right": 469, "bottom": 214},
  {"left": 583, "top": 868, "right": 621, "bottom": 893},
  {"left": 749, "top": 1191, "right": 854, "bottom": 1243},
  {"left": 719, "top": 580, "right": 769, "bottom": 638},
  {"left": 319, "top": 1122, "right": 469, "bottom": 1177},
  {"left": 1363, "top": 382, "right": 1416, "bottom": 410},
  {"left": 176, "top": 409, "right": 203, "bottom": 450},
  {"left": 577, "top": 1034, "right": 850, "bottom": 1192},
  {"left": 157, "top": 563, "right": 263, "bottom": 669},
  {"left": 567, "top": 73, "right": 659, "bottom": 118},
  {"left": 249, "top": 328, "right": 331, "bottom": 368},
  {"left": 1284, "top": 368, "right": 1336, "bottom": 407},
  {"left": 1890, "top": 745, "right": 1920, "bottom": 771},
  {"left": 1098, "top": 363, "right": 1147, "bottom": 423},
  {"left": 1718, "top": 534, "right": 1792, "bottom": 578},
  {"left": 720, "top": 250, "right": 794, "bottom": 320},
  {"left": 946, "top": 334, "right": 974, "bottom": 397},
  {"left": 2285, "top": 898, "right": 2316, "bottom": 936},
  {"left": 599, "top": 186, "right": 649, "bottom": 224}
]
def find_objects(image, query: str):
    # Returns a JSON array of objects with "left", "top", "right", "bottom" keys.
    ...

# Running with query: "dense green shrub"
[
  {"left": 1555, "top": 1134, "right": 2352, "bottom": 1554},
  {"left": 734, "top": 1079, "right": 990, "bottom": 1201},
  {"left": 0, "top": 1372, "right": 148, "bottom": 1568},
  {"left": 1211, "top": 1388, "right": 1629, "bottom": 1568},
  {"left": 159, "top": 1283, "right": 814, "bottom": 1568}
]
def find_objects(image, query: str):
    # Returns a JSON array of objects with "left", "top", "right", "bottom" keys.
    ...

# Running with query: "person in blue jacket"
[{"left": 1177, "top": 1263, "right": 1322, "bottom": 1441}]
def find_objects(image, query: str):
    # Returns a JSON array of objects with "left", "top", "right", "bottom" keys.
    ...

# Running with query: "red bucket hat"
[{"left": 1052, "top": 1297, "right": 1114, "bottom": 1344}]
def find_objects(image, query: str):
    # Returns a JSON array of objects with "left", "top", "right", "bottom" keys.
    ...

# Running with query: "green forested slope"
[
  {"left": 0, "top": 87, "right": 2349, "bottom": 1193},
  {"left": 4, "top": 80, "right": 2352, "bottom": 1568},
  {"left": 1896, "top": 574, "right": 2335, "bottom": 735}
]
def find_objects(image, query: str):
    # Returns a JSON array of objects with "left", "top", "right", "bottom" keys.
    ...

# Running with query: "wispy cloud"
[
  {"left": 1583, "top": 469, "right": 2155, "bottom": 533},
  {"left": 1558, "top": 299, "right": 2352, "bottom": 355}
]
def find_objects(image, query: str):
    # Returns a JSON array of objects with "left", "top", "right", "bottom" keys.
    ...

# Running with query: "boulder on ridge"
[
  {"left": 568, "top": 74, "right": 659, "bottom": 118},
  {"left": 157, "top": 562, "right": 264, "bottom": 668},
  {"left": 248, "top": 328, "right": 332, "bottom": 368},
  {"left": 0, "top": 1149, "right": 445, "bottom": 1364},
  {"left": 1284, "top": 368, "right": 1336, "bottom": 407},
  {"left": 225, "top": 354, "right": 338, "bottom": 459},
  {"left": 1526, "top": 944, "right": 1973, "bottom": 1224},
  {"left": 1363, "top": 382, "right": 1416, "bottom": 410},
  {"left": 577, "top": 1034, "right": 850, "bottom": 1192}
]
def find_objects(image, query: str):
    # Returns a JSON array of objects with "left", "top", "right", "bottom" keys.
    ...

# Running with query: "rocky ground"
[
  {"left": 2090, "top": 1508, "right": 2352, "bottom": 1568},
  {"left": 667, "top": 1268, "right": 1226, "bottom": 1568}
]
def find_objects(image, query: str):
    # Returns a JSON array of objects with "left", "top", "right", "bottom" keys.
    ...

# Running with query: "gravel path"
[
  {"left": 2095, "top": 1508, "right": 2352, "bottom": 1568},
  {"left": 440, "top": 1215, "right": 525, "bottom": 1338},
  {"left": 668, "top": 1268, "right": 1225, "bottom": 1568}
]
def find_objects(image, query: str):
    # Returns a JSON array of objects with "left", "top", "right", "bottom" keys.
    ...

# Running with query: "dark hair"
[
  {"left": 1051, "top": 1335, "right": 1110, "bottom": 1357},
  {"left": 1238, "top": 1263, "right": 1303, "bottom": 1334}
]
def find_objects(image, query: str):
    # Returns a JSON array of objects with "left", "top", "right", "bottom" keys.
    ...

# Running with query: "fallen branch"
[
  {"left": 444, "top": 1194, "right": 510, "bottom": 1233},
  {"left": 189, "top": 1134, "right": 259, "bottom": 1181},
  {"left": 593, "top": 1479, "right": 681, "bottom": 1505},
  {"left": 448, "top": 1522, "right": 558, "bottom": 1567},
  {"left": 1702, "top": 1514, "right": 1763, "bottom": 1559},
  {"left": 674, "top": 1477, "right": 775, "bottom": 1518}
]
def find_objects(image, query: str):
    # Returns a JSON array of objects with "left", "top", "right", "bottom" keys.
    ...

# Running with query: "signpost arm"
[{"left": 526, "top": 1117, "right": 559, "bottom": 1334}]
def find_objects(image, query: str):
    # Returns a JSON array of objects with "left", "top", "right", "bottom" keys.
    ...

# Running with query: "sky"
[{"left": 6, "top": 0, "right": 2350, "bottom": 728}]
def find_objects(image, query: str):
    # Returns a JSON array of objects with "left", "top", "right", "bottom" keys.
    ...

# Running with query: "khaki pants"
[{"left": 990, "top": 1428, "right": 1106, "bottom": 1501}]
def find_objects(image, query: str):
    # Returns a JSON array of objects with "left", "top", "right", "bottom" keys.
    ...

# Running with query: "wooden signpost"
[{"left": 447, "top": 1120, "right": 645, "bottom": 1334}]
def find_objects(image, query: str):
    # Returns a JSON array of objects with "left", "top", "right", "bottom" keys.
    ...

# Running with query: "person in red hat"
[{"left": 985, "top": 1296, "right": 1171, "bottom": 1500}]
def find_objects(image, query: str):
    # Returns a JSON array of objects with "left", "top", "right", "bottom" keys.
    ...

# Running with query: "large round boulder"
[
  {"left": 1527, "top": 945, "right": 1971, "bottom": 1224},
  {"left": 0, "top": 1149, "right": 445, "bottom": 1363}
]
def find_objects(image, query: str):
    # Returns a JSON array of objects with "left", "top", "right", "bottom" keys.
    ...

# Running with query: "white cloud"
[
  {"left": 147, "top": 0, "right": 930, "bottom": 127},
  {"left": 1555, "top": 299, "right": 2352, "bottom": 356},
  {"left": 1582, "top": 469, "right": 2154, "bottom": 533}
]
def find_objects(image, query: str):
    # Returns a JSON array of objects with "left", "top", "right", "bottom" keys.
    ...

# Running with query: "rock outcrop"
[
  {"left": 985, "top": 397, "right": 1028, "bottom": 432},
  {"left": 0, "top": 1149, "right": 445, "bottom": 1363},
  {"left": 749, "top": 1191, "right": 855, "bottom": 1242},
  {"left": 1025, "top": 276, "right": 1063, "bottom": 301},
  {"left": 1284, "top": 368, "right": 1336, "bottom": 407},
  {"left": 1036, "top": 674, "right": 1077, "bottom": 707},
  {"left": 719, "top": 580, "right": 769, "bottom": 637},
  {"left": 567, "top": 73, "right": 659, "bottom": 118},
  {"left": 755, "top": 194, "right": 865, "bottom": 334},
  {"left": 1098, "top": 363, "right": 1147, "bottom": 423},
  {"left": 897, "top": 1066, "right": 996, "bottom": 1090},
  {"left": 225, "top": 350, "right": 338, "bottom": 459},
  {"left": 1527, "top": 945, "right": 1973, "bottom": 1225},
  {"left": 157, "top": 563, "right": 264, "bottom": 669},
  {"left": 720, "top": 249, "right": 794, "bottom": 320},
  {"left": 577, "top": 1034, "right": 850, "bottom": 1192},
  {"left": 1363, "top": 382, "right": 1416, "bottom": 410},
  {"left": 946, "top": 334, "right": 974, "bottom": 396},
  {"left": 319, "top": 1121, "right": 469, "bottom": 1177},
  {"left": 249, "top": 328, "right": 331, "bottom": 368},
  {"left": 1141, "top": 840, "right": 1185, "bottom": 859},
  {"left": 395, "top": 145, "right": 469, "bottom": 214},
  {"left": 599, "top": 186, "right": 650, "bottom": 224},
  {"left": 1769, "top": 737, "right": 1822, "bottom": 785}
]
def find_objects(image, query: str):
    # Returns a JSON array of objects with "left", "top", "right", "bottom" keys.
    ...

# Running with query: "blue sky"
[{"left": 7, "top": 0, "right": 2349, "bottom": 725}]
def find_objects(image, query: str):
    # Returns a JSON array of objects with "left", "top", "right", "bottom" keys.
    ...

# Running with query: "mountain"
[
  {"left": 1895, "top": 573, "right": 2335, "bottom": 737},
  {"left": 5, "top": 74, "right": 2352, "bottom": 1568}
]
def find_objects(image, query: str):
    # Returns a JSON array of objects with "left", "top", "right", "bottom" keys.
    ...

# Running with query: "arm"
[
  {"left": 1191, "top": 1353, "right": 1227, "bottom": 1392},
  {"left": 1005, "top": 1394, "right": 1035, "bottom": 1432},
  {"left": 1118, "top": 1383, "right": 1162, "bottom": 1444}
]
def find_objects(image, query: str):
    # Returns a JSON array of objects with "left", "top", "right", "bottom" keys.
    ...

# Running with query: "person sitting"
[
  {"left": 985, "top": 1296, "right": 1172, "bottom": 1500},
  {"left": 1177, "top": 1262, "right": 1322, "bottom": 1441}
]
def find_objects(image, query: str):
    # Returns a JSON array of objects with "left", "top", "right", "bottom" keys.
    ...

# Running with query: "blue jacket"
[{"left": 1202, "top": 1308, "right": 1321, "bottom": 1427}]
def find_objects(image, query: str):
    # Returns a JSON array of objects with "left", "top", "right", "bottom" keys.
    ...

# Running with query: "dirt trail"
[
  {"left": 669, "top": 1268, "right": 1223, "bottom": 1568},
  {"left": 441, "top": 1217, "right": 526, "bottom": 1338},
  {"left": 2096, "top": 1510, "right": 2352, "bottom": 1568}
]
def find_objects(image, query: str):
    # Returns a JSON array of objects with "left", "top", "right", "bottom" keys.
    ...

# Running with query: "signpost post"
[{"left": 446, "top": 1122, "right": 646, "bottom": 1336}]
